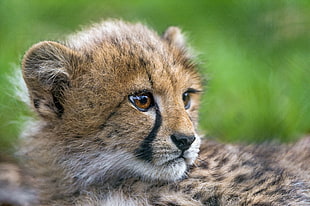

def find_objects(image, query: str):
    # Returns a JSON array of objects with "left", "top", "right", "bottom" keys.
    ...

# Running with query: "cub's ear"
[
  {"left": 22, "top": 41, "right": 82, "bottom": 119},
  {"left": 162, "top": 26, "right": 187, "bottom": 49}
]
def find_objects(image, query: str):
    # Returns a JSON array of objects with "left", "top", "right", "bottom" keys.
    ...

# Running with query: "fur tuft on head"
[{"left": 162, "top": 26, "right": 187, "bottom": 49}]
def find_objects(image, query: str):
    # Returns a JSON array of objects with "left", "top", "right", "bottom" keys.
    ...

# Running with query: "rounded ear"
[
  {"left": 22, "top": 41, "right": 82, "bottom": 119},
  {"left": 162, "top": 26, "right": 187, "bottom": 49}
]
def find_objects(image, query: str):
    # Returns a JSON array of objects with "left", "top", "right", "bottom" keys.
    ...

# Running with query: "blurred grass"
[{"left": 0, "top": 0, "right": 309, "bottom": 151}]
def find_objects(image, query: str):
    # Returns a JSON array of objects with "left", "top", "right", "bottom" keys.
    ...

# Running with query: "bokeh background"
[{"left": 1, "top": 0, "right": 309, "bottom": 153}]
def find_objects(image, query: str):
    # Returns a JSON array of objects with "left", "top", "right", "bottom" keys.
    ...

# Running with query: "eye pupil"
[
  {"left": 129, "top": 92, "right": 154, "bottom": 112},
  {"left": 139, "top": 96, "right": 148, "bottom": 105},
  {"left": 183, "top": 92, "right": 191, "bottom": 109}
]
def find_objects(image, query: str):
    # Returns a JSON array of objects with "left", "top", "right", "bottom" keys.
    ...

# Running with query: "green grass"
[{"left": 1, "top": 0, "right": 309, "bottom": 151}]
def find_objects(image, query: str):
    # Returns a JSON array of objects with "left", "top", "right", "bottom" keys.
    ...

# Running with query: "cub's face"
[{"left": 22, "top": 21, "right": 202, "bottom": 183}]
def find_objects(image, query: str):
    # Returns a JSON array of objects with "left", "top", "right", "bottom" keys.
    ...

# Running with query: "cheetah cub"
[{"left": 20, "top": 20, "right": 310, "bottom": 205}]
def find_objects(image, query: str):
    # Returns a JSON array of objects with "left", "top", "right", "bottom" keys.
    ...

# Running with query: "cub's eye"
[
  {"left": 182, "top": 92, "right": 191, "bottom": 109},
  {"left": 129, "top": 92, "right": 154, "bottom": 112}
]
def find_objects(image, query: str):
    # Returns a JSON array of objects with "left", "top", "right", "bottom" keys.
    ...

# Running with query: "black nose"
[{"left": 171, "top": 133, "right": 196, "bottom": 151}]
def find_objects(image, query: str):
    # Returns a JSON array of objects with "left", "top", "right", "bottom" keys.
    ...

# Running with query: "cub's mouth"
[
  {"left": 153, "top": 141, "right": 200, "bottom": 168},
  {"left": 165, "top": 157, "right": 185, "bottom": 167},
  {"left": 141, "top": 144, "right": 200, "bottom": 181},
  {"left": 166, "top": 151, "right": 196, "bottom": 165}
]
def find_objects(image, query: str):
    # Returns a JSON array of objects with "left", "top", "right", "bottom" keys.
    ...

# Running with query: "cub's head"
[{"left": 22, "top": 21, "right": 202, "bottom": 184}]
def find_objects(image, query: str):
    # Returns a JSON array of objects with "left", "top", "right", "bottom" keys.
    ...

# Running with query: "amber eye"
[
  {"left": 129, "top": 92, "right": 154, "bottom": 112},
  {"left": 182, "top": 92, "right": 191, "bottom": 109}
]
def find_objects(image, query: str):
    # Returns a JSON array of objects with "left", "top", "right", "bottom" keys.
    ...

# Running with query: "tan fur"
[{"left": 19, "top": 20, "right": 310, "bottom": 205}]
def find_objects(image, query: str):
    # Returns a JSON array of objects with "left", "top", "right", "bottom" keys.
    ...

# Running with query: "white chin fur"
[
  {"left": 62, "top": 151, "right": 191, "bottom": 187},
  {"left": 135, "top": 158, "right": 187, "bottom": 182}
]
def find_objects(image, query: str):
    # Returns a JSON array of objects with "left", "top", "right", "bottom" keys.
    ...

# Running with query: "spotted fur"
[{"left": 19, "top": 20, "right": 310, "bottom": 205}]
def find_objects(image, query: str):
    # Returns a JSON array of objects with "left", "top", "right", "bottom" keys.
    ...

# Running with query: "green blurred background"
[{"left": 1, "top": 0, "right": 309, "bottom": 152}]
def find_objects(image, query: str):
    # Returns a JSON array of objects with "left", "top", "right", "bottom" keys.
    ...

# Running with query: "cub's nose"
[{"left": 171, "top": 133, "right": 196, "bottom": 151}]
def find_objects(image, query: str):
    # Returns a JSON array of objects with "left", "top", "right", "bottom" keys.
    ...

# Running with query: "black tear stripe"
[{"left": 135, "top": 104, "right": 162, "bottom": 162}]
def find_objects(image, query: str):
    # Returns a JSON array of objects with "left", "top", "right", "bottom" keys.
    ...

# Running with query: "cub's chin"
[
  {"left": 136, "top": 157, "right": 188, "bottom": 182},
  {"left": 135, "top": 149, "right": 200, "bottom": 182}
]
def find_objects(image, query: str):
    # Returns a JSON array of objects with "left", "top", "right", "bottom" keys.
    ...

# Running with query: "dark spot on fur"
[
  {"left": 88, "top": 101, "right": 95, "bottom": 108},
  {"left": 183, "top": 184, "right": 194, "bottom": 194},
  {"left": 216, "top": 157, "right": 229, "bottom": 168},
  {"left": 253, "top": 203, "right": 272, "bottom": 206},
  {"left": 276, "top": 188, "right": 288, "bottom": 195},
  {"left": 199, "top": 160, "right": 209, "bottom": 169},
  {"left": 51, "top": 178, "right": 57, "bottom": 183},
  {"left": 241, "top": 184, "right": 256, "bottom": 192},
  {"left": 252, "top": 170, "right": 264, "bottom": 179},
  {"left": 227, "top": 195, "right": 239, "bottom": 202},
  {"left": 269, "top": 177, "right": 283, "bottom": 186},
  {"left": 203, "top": 196, "right": 220, "bottom": 206},
  {"left": 252, "top": 188, "right": 268, "bottom": 195},
  {"left": 229, "top": 164, "right": 239, "bottom": 172},
  {"left": 193, "top": 192, "right": 203, "bottom": 200},
  {"left": 106, "top": 131, "right": 114, "bottom": 138},
  {"left": 33, "top": 99, "right": 40, "bottom": 108},
  {"left": 234, "top": 174, "right": 248, "bottom": 184},
  {"left": 139, "top": 57, "right": 147, "bottom": 67},
  {"left": 52, "top": 92, "right": 64, "bottom": 118},
  {"left": 99, "top": 123, "right": 106, "bottom": 130},
  {"left": 207, "top": 148, "right": 218, "bottom": 159},
  {"left": 92, "top": 153, "right": 100, "bottom": 158},
  {"left": 256, "top": 178, "right": 267, "bottom": 186},
  {"left": 72, "top": 190, "right": 80, "bottom": 197},
  {"left": 242, "top": 160, "right": 256, "bottom": 167},
  {"left": 167, "top": 204, "right": 180, "bottom": 206}
]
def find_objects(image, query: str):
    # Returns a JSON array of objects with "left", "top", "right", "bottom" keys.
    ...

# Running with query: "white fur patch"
[
  {"left": 61, "top": 150, "right": 187, "bottom": 187},
  {"left": 7, "top": 67, "right": 30, "bottom": 106},
  {"left": 97, "top": 191, "right": 149, "bottom": 206},
  {"left": 183, "top": 132, "right": 201, "bottom": 165},
  {"left": 66, "top": 21, "right": 163, "bottom": 55}
]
